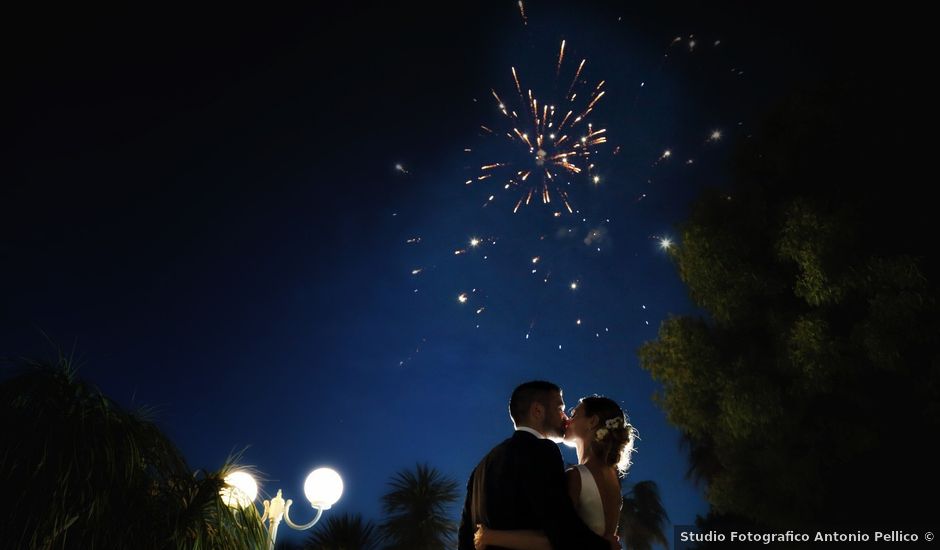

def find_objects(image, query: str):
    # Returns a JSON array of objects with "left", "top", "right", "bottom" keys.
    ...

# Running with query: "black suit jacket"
[{"left": 457, "top": 430, "right": 610, "bottom": 550}]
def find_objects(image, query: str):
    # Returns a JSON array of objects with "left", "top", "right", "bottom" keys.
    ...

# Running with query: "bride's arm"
[
  {"left": 474, "top": 468, "right": 584, "bottom": 550},
  {"left": 565, "top": 468, "right": 581, "bottom": 508},
  {"left": 473, "top": 467, "right": 582, "bottom": 550},
  {"left": 475, "top": 525, "right": 552, "bottom": 550}
]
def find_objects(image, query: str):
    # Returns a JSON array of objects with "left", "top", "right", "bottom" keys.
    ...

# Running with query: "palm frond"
[
  {"left": 619, "top": 480, "right": 669, "bottom": 550},
  {"left": 303, "top": 512, "right": 378, "bottom": 550},
  {"left": 0, "top": 355, "right": 268, "bottom": 549},
  {"left": 379, "top": 463, "right": 460, "bottom": 550}
]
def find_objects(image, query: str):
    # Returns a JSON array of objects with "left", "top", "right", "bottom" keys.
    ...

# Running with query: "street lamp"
[{"left": 222, "top": 467, "right": 344, "bottom": 550}]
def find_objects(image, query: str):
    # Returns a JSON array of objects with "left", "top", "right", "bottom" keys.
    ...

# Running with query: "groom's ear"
[{"left": 530, "top": 401, "right": 544, "bottom": 421}]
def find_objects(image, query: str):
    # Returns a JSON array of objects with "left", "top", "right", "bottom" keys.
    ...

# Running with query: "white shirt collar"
[{"left": 515, "top": 426, "right": 545, "bottom": 439}]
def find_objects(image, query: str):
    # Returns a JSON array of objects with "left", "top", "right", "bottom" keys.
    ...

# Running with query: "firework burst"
[{"left": 472, "top": 41, "right": 608, "bottom": 214}]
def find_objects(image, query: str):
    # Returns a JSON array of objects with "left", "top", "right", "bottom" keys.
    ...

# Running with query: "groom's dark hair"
[{"left": 509, "top": 380, "right": 561, "bottom": 424}]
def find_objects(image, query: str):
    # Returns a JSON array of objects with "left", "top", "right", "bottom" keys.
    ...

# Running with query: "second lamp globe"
[{"left": 303, "top": 467, "right": 344, "bottom": 509}]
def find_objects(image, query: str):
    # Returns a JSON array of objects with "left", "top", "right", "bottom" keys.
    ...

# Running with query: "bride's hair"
[{"left": 580, "top": 395, "right": 638, "bottom": 478}]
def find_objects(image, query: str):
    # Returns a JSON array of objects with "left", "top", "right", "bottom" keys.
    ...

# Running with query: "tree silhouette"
[
  {"left": 0, "top": 353, "right": 268, "bottom": 549},
  {"left": 619, "top": 480, "right": 669, "bottom": 550},
  {"left": 639, "top": 78, "right": 939, "bottom": 528},
  {"left": 379, "top": 463, "right": 460, "bottom": 549},
  {"left": 303, "top": 513, "right": 379, "bottom": 550}
]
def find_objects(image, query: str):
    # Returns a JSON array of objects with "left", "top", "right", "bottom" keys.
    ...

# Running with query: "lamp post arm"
[
  {"left": 260, "top": 499, "right": 270, "bottom": 523},
  {"left": 283, "top": 498, "right": 325, "bottom": 531}
]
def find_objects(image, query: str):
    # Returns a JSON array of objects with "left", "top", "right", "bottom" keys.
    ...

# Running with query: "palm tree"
[
  {"left": 303, "top": 513, "right": 378, "bottom": 550},
  {"left": 0, "top": 353, "right": 268, "bottom": 549},
  {"left": 378, "top": 463, "right": 460, "bottom": 550},
  {"left": 619, "top": 481, "right": 669, "bottom": 550}
]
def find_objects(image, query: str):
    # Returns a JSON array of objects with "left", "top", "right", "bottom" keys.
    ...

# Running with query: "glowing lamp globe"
[
  {"left": 303, "top": 467, "right": 343, "bottom": 509},
  {"left": 221, "top": 471, "right": 258, "bottom": 508}
]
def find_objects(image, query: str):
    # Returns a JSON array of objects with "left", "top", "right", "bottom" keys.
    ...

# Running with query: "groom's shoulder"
[
  {"left": 532, "top": 437, "right": 562, "bottom": 457},
  {"left": 485, "top": 432, "right": 559, "bottom": 454},
  {"left": 488, "top": 435, "right": 517, "bottom": 455},
  {"left": 485, "top": 433, "right": 534, "bottom": 456},
  {"left": 505, "top": 432, "right": 561, "bottom": 457}
]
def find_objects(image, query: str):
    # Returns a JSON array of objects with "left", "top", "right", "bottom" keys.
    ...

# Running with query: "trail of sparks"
[
  {"left": 565, "top": 59, "right": 586, "bottom": 101},
  {"left": 652, "top": 149, "right": 672, "bottom": 167}
]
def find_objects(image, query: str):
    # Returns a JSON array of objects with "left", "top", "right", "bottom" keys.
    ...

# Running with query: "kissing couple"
[{"left": 458, "top": 380, "right": 637, "bottom": 550}]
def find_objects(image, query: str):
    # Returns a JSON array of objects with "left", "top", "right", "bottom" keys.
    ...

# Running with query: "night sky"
[{"left": 2, "top": 2, "right": 909, "bottom": 546}]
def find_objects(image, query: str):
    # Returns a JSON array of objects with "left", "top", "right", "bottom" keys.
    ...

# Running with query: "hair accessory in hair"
[{"left": 595, "top": 417, "right": 627, "bottom": 441}]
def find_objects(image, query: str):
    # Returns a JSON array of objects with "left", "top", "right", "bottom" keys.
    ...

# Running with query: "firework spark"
[
  {"left": 472, "top": 41, "right": 608, "bottom": 214},
  {"left": 652, "top": 149, "right": 672, "bottom": 167}
]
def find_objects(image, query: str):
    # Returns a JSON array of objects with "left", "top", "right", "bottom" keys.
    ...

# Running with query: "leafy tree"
[{"left": 639, "top": 80, "right": 939, "bottom": 528}]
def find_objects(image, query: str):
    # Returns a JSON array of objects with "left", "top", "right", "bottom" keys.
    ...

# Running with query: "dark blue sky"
[{"left": 2, "top": 2, "right": 868, "bottom": 545}]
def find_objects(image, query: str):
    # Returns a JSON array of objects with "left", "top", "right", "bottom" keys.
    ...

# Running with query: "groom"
[{"left": 458, "top": 380, "right": 616, "bottom": 550}]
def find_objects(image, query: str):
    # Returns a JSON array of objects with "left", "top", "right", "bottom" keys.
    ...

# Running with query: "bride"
[{"left": 475, "top": 395, "right": 637, "bottom": 549}]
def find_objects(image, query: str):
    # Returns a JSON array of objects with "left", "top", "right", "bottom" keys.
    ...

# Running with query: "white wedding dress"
[{"left": 571, "top": 464, "right": 606, "bottom": 536}]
